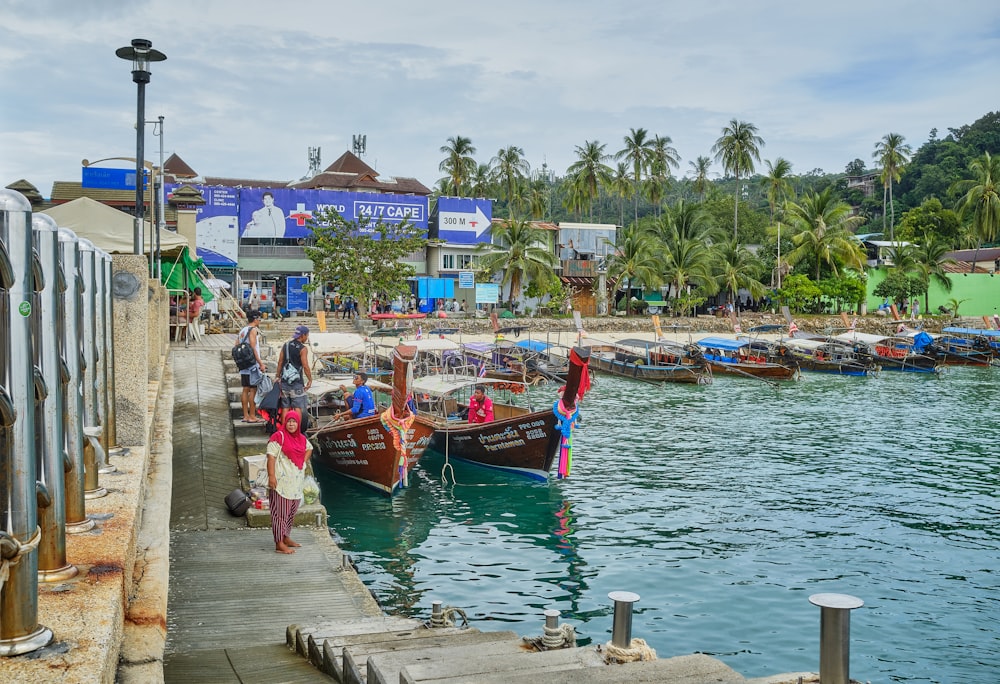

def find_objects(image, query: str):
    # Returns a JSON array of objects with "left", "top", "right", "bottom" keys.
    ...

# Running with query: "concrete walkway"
[{"left": 163, "top": 348, "right": 381, "bottom": 683}]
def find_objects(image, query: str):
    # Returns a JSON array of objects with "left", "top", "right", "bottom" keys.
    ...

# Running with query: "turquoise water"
[{"left": 317, "top": 367, "right": 1000, "bottom": 683}]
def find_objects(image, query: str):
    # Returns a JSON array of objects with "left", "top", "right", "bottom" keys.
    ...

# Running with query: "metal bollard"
[
  {"left": 430, "top": 600, "right": 444, "bottom": 628},
  {"left": 58, "top": 229, "right": 94, "bottom": 533},
  {"left": 31, "top": 214, "right": 78, "bottom": 581},
  {"left": 77, "top": 239, "right": 107, "bottom": 498},
  {"left": 0, "top": 188, "right": 54, "bottom": 655},
  {"left": 809, "top": 593, "right": 864, "bottom": 684},
  {"left": 92, "top": 249, "right": 114, "bottom": 474},
  {"left": 100, "top": 254, "right": 122, "bottom": 457},
  {"left": 608, "top": 591, "right": 640, "bottom": 648}
]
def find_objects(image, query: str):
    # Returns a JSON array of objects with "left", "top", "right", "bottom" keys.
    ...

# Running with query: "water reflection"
[{"left": 318, "top": 367, "right": 1000, "bottom": 683}]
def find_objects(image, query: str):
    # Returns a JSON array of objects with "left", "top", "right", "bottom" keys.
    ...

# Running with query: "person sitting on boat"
[
  {"left": 336, "top": 372, "right": 376, "bottom": 420},
  {"left": 468, "top": 384, "right": 494, "bottom": 424}
]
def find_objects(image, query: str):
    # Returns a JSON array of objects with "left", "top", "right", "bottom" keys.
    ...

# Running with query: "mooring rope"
[
  {"left": 0, "top": 526, "right": 42, "bottom": 593},
  {"left": 522, "top": 622, "right": 577, "bottom": 651},
  {"left": 602, "top": 637, "right": 658, "bottom": 663},
  {"left": 428, "top": 605, "right": 469, "bottom": 628}
]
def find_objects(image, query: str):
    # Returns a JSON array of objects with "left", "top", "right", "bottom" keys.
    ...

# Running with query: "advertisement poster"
[
  {"left": 165, "top": 183, "right": 239, "bottom": 267},
  {"left": 286, "top": 276, "right": 309, "bottom": 312},
  {"left": 238, "top": 188, "right": 429, "bottom": 240}
]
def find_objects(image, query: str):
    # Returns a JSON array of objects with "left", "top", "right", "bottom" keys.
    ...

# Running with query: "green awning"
[{"left": 644, "top": 300, "right": 669, "bottom": 306}]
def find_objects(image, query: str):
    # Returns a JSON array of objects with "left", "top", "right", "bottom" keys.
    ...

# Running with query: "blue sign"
[
  {"left": 82, "top": 167, "right": 148, "bottom": 190},
  {"left": 286, "top": 276, "right": 309, "bottom": 312},
  {"left": 165, "top": 183, "right": 239, "bottom": 267},
  {"left": 458, "top": 271, "right": 475, "bottom": 289},
  {"left": 475, "top": 283, "right": 500, "bottom": 305},
  {"left": 239, "top": 188, "right": 428, "bottom": 240},
  {"left": 435, "top": 197, "right": 492, "bottom": 245}
]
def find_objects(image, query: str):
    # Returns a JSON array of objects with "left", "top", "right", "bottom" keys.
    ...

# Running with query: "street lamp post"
[{"left": 116, "top": 38, "right": 166, "bottom": 256}]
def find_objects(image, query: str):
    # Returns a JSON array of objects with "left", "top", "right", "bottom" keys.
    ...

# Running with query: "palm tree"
[
  {"left": 688, "top": 156, "right": 712, "bottom": 202},
  {"left": 660, "top": 233, "right": 718, "bottom": 307},
  {"left": 906, "top": 232, "right": 955, "bottom": 314},
  {"left": 607, "top": 162, "right": 632, "bottom": 226},
  {"left": 872, "top": 133, "right": 912, "bottom": 241},
  {"left": 615, "top": 127, "right": 654, "bottom": 226},
  {"left": 783, "top": 188, "right": 866, "bottom": 281},
  {"left": 476, "top": 219, "right": 557, "bottom": 308},
  {"left": 762, "top": 157, "right": 794, "bottom": 287},
  {"left": 468, "top": 163, "right": 493, "bottom": 199},
  {"left": 711, "top": 119, "right": 764, "bottom": 241},
  {"left": 604, "top": 225, "right": 661, "bottom": 316},
  {"left": 566, "top": 140, "right": 612, "bottom": 222},
  {"left": 490, "top": 145, "right": 530, "bottom": 218},
  {"left": 438, "top": 135, "right": 477, "bottom": 196},
  {"left": 951, "top": 151, "right": 1000, "bottom": 273},
  {"left": 525, "top": 177, "right": 550, "bottom": 221},
  {"left": 713, "top": 239, "right": 768, "bottom": 310},
  {"left": 646, "top": 135, "right": 680, "bottom": 218}
]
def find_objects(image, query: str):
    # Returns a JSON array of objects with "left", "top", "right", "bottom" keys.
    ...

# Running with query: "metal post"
[
  {"left": 544, "top": 609, "right": 560, "bottom": 631},
  {"left": 57, "top": 229, "right": 94, "bottom": 533},
  {"left": 102, "top": 254, "right": 122, "bottom": 457},
  {"left": 608, "top": 591, "right": 640, "bottom": 648},
  {"left": 156, "top": 115, "right": 165, "bottom": 280},
  {"left": 0, "top": 188, "right": 54, "bottom": 656},
  {"left": 809, "top": 593, "right": 864, "bottom": 684},
  {"left": 32, "top": 215, "right": 78, "bottom": 581},
  {"left": 92, "top": 249, "right": 115, "bottom": 474},
  {"left": 77, "top": 239, "right": 106, "bottom": 499}
]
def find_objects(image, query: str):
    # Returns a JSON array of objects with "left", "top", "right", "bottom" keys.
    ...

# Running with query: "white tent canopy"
[{"left": 41, "top": 197, "right": 188, "bottom": 255}]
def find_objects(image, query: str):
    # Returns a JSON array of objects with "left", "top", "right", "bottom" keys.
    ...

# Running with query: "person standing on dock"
[
  {"left": 266, "top": 409, "right": 312, "bottom": 554},
  {"left": 239, "top": 310, "right": 266, "bottom": 423},
  {"left": 275, "top": 325, "right": 313, "bottom": 425}
]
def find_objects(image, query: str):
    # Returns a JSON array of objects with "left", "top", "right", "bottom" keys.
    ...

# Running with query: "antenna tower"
[{"left": 352, "top": 134, "right": 367, "bottom": 157}]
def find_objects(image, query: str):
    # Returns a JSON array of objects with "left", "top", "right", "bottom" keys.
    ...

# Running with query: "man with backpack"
[
  {"left": 274, "top": 325, "right": 313, "bottom": 426},
  {"left": 238, "top": 311, "right": 266, "bottom": 423}
]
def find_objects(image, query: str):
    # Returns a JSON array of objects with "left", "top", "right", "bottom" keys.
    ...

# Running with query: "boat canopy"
[
  {"left": 784, "top": 338, "right": 829, "bottom": 351},
  {"left": 461, "top": 342, "right": 494, "bottom": 353},
  {"left": 309, "top": 332, "right": 367, "bottom": 354},
  {"left": 942, "top": 326, "right": 1000, "bottom": 338},
  {"left": 373, "top": 337, "right": 459, "bottom": 352},
  {"left": 515, "top": 339, "right": 552, "bottom": 352},
  {"left": 696, "top": 336, "right": 748, "bottom": 351},
  {"left": 616, "top": 337, "right": 681, "bottom": 350},
  {"left": 834, "top": 332, "right": 889, "bottom": 345},
  {"left": 411, "top": 374, "right": 528, "bottom": 398}
]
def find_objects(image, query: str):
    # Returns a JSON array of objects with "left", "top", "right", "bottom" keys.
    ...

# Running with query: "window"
[
  {"left": 442, "top": 254, "right": 455, "bottom": 270},
  {"left": 458, "top": 254, "right": 475, "bottom": 269}
]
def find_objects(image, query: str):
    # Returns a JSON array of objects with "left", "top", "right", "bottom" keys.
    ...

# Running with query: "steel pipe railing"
[
  {"left": 76, "top": 239, "right": 106, "bottom": 499},
  {"left": 32, "top": 214, "right": 77, "bottom": 581},
  {"left": 58, "top": 229, "right": 94, "bottom": 533},
  {"left": 0, "top": 188, "right": 53, "bottom": 656}
]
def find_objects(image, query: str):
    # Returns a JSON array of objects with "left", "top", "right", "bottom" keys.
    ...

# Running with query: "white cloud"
[{"left": 1, "top": 0, "right": 998, "bottom": 196}]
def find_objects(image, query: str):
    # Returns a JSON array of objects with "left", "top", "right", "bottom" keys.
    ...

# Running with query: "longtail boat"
[
  {"left": 413, "top": 346, "right": 591, "bottom": 480},
  {"left": 773, "top": 338, "right": 877, "bottom": 376},
  {"left": 308, "top": 344, "right": 433, "bottom": 496},
  {"left": 696, "top": 336, "right": 799, "bottom": 380},
  {"left": 833, "top": 331, "right": 940, "bottom": 373},
  {"left": 586, "top": 338, "right": 711, "bottom": 384},
  {"left": 932, "top": 327, "right": 998, "bottom": 366}
]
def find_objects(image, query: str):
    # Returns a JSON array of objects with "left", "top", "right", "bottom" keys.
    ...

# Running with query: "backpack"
[
  {"left": 280, "top": 342, "right": 302, "bottom": 384},
  {"left": 232, "top": 327, "right": 257, "bottom": 370}
]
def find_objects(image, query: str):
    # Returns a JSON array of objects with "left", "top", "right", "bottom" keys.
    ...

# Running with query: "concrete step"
[
  {"left": 365, "top": 634, "right": 528, "bottom": 684},
  {"left": 434, "top": 652, "right": 748, "bottom": 684},
  {"left": 312, "top": 626, "right": 484, "bottom": 682},
  {"left": 287, "top": 617, "right": 426, "bottom": 661}
]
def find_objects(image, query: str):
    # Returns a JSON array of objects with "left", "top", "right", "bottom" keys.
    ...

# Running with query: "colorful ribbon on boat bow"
[
  {"left": 552, "top": 399, "right": 580, "bottom": 479},
  {"left": 381, "top": 403, "right": 416, "bottom": 489}
]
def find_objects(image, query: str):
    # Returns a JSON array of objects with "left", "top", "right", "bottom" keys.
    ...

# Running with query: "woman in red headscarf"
[{"left": 266, "top": 409, "right": 312, "bottom": 554}]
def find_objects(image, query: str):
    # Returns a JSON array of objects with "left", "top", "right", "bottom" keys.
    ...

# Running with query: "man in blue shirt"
[{"left": 337, "top": 372, "right": 376, "bottom": 420}]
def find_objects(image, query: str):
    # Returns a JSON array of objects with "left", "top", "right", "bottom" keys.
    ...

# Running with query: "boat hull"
[
  {"left": 419, "top": 410, "right": 562, "bottom": 481},
  {"left": 706, "top": 360, "right": 799, "bottom": 380},
  {"left": 590, "top": 354, "right": 709, "bottom": 384},
  {"left": 310, "top": 415, "right": 434, "bottom": 496}
]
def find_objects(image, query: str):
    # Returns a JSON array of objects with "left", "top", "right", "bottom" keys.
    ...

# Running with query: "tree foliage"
[{"left": 304, "top": 210, "right": 428, "bottom": 315}]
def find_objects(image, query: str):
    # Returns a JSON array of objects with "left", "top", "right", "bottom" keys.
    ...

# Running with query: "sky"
[{"left": 1, "top": 0, "right": 998, "bottom": 199}]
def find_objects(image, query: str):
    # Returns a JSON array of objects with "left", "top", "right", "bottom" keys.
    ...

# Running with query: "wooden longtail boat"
[
  {"left": 414, "top": 347, "right": 591, "bottom": 480},
  {"left": 774, "top": 338, "right": 877, "bottom": 376},
  {"left": 695, "top": 336, "right": 799, "bottom": 380},
  {"left": 587, "top": 338, "right": 711, "bottom": 384},
  {"left": 308, "top": 344, "right": 433, "bottom": 496},
  {"left": 932, "top": 327, "right": 998, "bottom": 366},
  {"left": 833, "top": 331, "right": 940, "bottom": 374}
]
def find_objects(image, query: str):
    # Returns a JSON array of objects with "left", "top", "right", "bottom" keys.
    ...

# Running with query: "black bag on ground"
[{"left": 224, "top": 488, "right": 252, "bottom": 516}]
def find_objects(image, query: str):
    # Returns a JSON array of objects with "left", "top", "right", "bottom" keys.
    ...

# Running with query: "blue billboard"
[
  {"left": 82, "top": 167, "right": 148, "bottom": 190},
  {"left": 286, "top": 276, "right": 309, "bottom": 312},
  {"left": 238, "top": 188, "right": 428, "bottom": 239},
  {"left": 435, "top": 197, "right": 492, "bottom": 245},
  {"left": 165, "top": 183, "right": 239, "bottom": 267}
]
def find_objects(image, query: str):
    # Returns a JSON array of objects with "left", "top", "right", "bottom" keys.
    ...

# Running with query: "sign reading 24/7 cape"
[
  {"left": 166, "top": 185, "right": 430, "bottom": 266},
  {"left": 239, "top": 188, "right": 428, "bottom": 239}
]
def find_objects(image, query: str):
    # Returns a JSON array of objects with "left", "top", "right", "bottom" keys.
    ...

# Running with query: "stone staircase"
[{"left": 284, "top": 617, "right": 752, "bottom": 683}]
